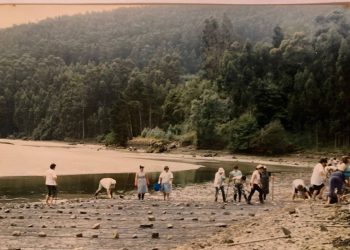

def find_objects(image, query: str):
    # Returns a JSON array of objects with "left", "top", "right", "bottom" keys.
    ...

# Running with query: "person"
[
  {"left": 229, "top": 165, "right": 243, "bottom": 202},
  {"left": 310, "top": 158, "right": 327, "bottom": 200},
  {"left": 94, "top": 178, "right": 116, "bottom": 199},
  {"left": 261, "top": 166, "right": 270, "bottom": 201},
  {"left": 247, "top": 165, "right": 264, "bottom": 205},
  {"left": 45, "top": 163, "right": 58, "bottom": 206},
  {"left": 214, "top": 167, "right": 226, "bottom": 202},
  {"left": 158, "top": 166, "right": 173, "bottom": 201},
  {"left": 134, "top": 165, "right": 149, "bottom": 200},
  {"left": 326, "top": 163, "right": 347, "bottom": 204},
  {"left": 342, "top": 156, "right": 350, "bottom": 186},
  {"left": 292, "top": 179, "right": 311, "bottom": 200}
]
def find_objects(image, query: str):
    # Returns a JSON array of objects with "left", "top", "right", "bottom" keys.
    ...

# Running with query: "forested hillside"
[{"left": 0, "top": 5, "right": 349, "bottom": 153}]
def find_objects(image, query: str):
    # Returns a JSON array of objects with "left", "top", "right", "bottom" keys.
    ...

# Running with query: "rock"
[
  {"left": 140, "top": 223, "right": 153, "bottom": 228},
  {"left": 174, "top": 217, "right": 184, "bottom": 221},
  {"left": 132, "top": 234, "right": 138, "bottom": 239},
  {"left": 111, "top": 225, "right": 118, "bottom": 229},
  {"left": 320, "top": 225, "right": 328, "bottom": 232},
  {"left": 18, "top": 216, "right": 24, "bottom": 219},
  {"left": 12, "top": 231, "right": 21, "bottom": 236},
  {"left": 57, "top": 210, "right": 63, "bottom": 213},
  {"left": 38, "top": 232, "right": 46, "bottom": 237},
  {"left": 167, "top": 235, "right": 173, "bottom": 240},
  {"left": 167, "top": 223, "right": 173, "bottom": 229},
  {"left": 117, "top": 206, "right": 123, "bottom": 210},
  {"left": 192, "top": 217, "right": 199, "bottom": 221},
  {"left": 147, "top": 211, "right": 153, "bottom": 215},
  {"left": 215, "top": 223, "right": 227, "bottom": 228},
  {"left": 152, "top": 232, "right": 159, "bottom": 239},
  {"left": 54, "top": 225, "right": 63, "bottom": 228},
  {"left": 79, "top": 211, "right": 87, "bottom": 214},
  {"left": 92, "top": 223, "right": 100, "bottom": 229},
  {"left": 224, "top": 239, "right": 234, "bottom": 244},
  {"left": 76, "top": 233, "right": 83, "bottom": 238},
  {"left": 288, "top": 208, "right": 296, "bottom": 215},
  {"left": 10, "top": 223, "right": 17, "bottom": 226},
  {"left": 148, "top": 216, "right": 156, "bottom": 221},
  {"left": 70, "top": 225, "right": 77, "bottom": 228},
  {"left": 152, "top": 203, "right": 159, "bottom": 207},
  {"left": 282, "top": 227, "right": 291, "bottom": 236},
  {"left": 28, "top": 224, "right": 34, "bottom": 228},
  {"left": 209, "top": 217, "right": 216, "bottom": 222},
  {"left": 5, "top": 209, "right": 10, "bottom": 213},
  {"left": 41, "top": 225, "right": 47, "bottom": 228},
  {"left": 70, "top": 215, "right": 77, "bottom": 219},
  {"left": 162, "top": 211, "right": 167, "bottom": 214},
  {"left": 112, "top": 231, "right": 119, "bottom": 239},
  {"left": 91, "top": 234, "right": 98, "bottom": 238},
  {"left": 223, "top": 211, "right": 230, "bottom": 216},
  {"left": 248, "top": 213, "right": 255, "bottom": 217}
]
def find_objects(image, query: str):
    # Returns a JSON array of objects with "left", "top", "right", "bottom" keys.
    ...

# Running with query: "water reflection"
[{"left": 0, "top": 161, "right": 307, "bottom": 202}]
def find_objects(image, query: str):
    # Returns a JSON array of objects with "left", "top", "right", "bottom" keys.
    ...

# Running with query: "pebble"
[
  {"left": 288, "top": 208, "right": 296, "bottom": 215},
  {"left": 248, "top": 213, "right": 255, "bottom": 217},
  {"left": 70, "top": 215, "right": 77, "bottom": 219},
  {"left": 41, "top": 225, "right": 47, "bottom": 228},
  {"left": 167, "top": 235, "right": 173, "bottom": 240},
  {"left": 223, "top": 211, "right": 230, "bottom": 216},
  {"left": 148, "top": 216, "right": 156, "bottom": 221},
  {"left": 91, "top": 234, "right": 98, "bottom": 238},
  {"left": 12, "top": 231, "right": 21, "bottom": 236},
  {"left": 28, "top": 224, "right": 34, "bottom": 228},
  {"left": 167, "top": 223, "right": 173, "bottom": 229},
  {"left": 18, "top": 216, "right": 24, "bottom": 219},
  {"left": 112, "top": 231, "right": 119, "bottom": 239},
  {"left": 38, "top": 232, "right": 47, "bottom": 237},
  {"left": 92, "top": 223, "right": 100, "bottom": 229},
  {"left": 152, "top": 232, "right": 159, "bottom": 239},
  {"left": 10, "top": 223, "right": 17, "bottom": 226},
  {"left": 282, "top": 227, "right": 291, "bottom": 236},
  {"left": 132, "top": 234, "right": 138, "bottom": 239},
  {"left": 76, "top": 233, "right": 83, "bottom": 238},
  {"left": 148, "top": 211, "right": 153, "bottom": 215},
  {"left": 320, "top": 225, "right": 328, "bottom": 232},
  {"left": 5, "top": 209, "right": 11, "bottom": 213},
  {"left": 215, "top": 223, "right": 227, "bottom": 228},
  {"left": 140, "top": 223, "right": 153, "bottom": 228}
]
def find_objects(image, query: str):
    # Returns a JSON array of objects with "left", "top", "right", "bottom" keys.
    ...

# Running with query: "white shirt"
[
  {"left": 229, "top": 169, "right": 242, "bottom": 178},
  {"left": 213, "top": 172, "right": 225, "bottom": 187},
  {"left": 100, "top": 178, "right": 116, "bottom": 189},
  {"left": 292, "top": 179, "right": 306, "bottom": 193},
  {"left": 250, "top": 170, "right": 261, "bottom": 185},
  {"left": 45, "top": 169, "right": 57, "bottom": 186},
  {"left": 159, "top": 171, "right": 173, "bottom": 184},
  {"left": 310, "top": 163, "right": 325, "bottom": 185}
]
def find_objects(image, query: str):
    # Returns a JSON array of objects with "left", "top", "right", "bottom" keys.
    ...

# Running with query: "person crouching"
[{"left": 94, "top": 178, "right": 116, "bottom": 199}]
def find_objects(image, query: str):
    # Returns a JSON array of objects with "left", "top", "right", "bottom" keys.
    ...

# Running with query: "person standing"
[
  {"left": 158, "top": 166, "right": 173, "bottom": 201},
  {"left": 327, "top": 162, "right": 347, "bottom": 204},
  {"left": 247, "top": 165, "right": 264, "bottom": 205},
  {"left": 45, "top": 163, "right": 58, "bottom": 206},
  {"left": 310, "top": 158, "right": 327, "bottom": 200},
  {"left": 94, "top": 178, "right": 116, "bottom": 199},
  {"left": 229, "top": 165, "right": 244, "bottom": 202},
  {"left": 214, "top": 167, "right": 226, "bottom": 202},
  {"left": 134, "top": 165, "right": 149, "bottom": 200}
]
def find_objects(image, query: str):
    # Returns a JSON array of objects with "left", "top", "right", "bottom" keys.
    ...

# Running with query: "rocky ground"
[{"left": 1, "top": 169, "right": 350, "bottom": 250}]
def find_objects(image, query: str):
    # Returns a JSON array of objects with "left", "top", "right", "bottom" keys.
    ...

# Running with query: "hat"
[
  {"left": 256, "top": 164, "right": 264, "bottom": 169},
  {"left": 218, "top": 167, "right": 225, "bottom": 174},
  {"left": 164, "top": 166, "right": 169, "bottom": 170}
]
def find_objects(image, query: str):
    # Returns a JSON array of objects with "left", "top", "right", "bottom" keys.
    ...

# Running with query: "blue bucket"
[{"left": 153, "top": 183, "right": 161, "bottom": 192}]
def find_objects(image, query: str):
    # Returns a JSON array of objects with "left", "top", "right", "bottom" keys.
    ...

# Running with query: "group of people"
[
  {"left": 44, "top": 164, "right": 174, "bottom": 205},
  {"left": 44, "top": 156, "right": 350, "bottom": 206},
  {"left": 293, "top": 156, "right": 350, "bottom": 204},
  {"left": 213, "top": 164, "right": 270, "bottom": 205}
]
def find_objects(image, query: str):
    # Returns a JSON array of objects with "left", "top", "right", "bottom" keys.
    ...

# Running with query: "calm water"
[{"left": 0, "top": 160, "right": 307, "bottom": 202}]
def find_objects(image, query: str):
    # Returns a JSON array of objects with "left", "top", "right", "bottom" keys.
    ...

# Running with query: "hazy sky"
[
  {"left": 0, "top": 0, "right": 348, "bottom": 28},
  {"left": 0, "top": 5, "right": 122, "bottom": 28}
]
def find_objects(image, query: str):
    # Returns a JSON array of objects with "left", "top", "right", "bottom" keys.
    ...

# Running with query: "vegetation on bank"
[{"left": 0, "top": 6, "right": 350, "bottom": 154}]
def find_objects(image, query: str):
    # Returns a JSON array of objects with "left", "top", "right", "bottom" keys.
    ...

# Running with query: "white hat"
[{"left": 218, "top": 167, "right": 225, "bottom": 174}]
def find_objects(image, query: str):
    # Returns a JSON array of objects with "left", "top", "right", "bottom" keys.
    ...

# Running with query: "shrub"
[
  {"left": 179, "top": 131, "right": 197, "bottom": 146},
  {"left": 104, "top": 131, "right": 117, "bottom": 146}
]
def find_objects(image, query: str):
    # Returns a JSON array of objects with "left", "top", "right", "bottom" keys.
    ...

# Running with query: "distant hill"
[{"left": 0, "top": 5, "right": 343, "bottom": 72}]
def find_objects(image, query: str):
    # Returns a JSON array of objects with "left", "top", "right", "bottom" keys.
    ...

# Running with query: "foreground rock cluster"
[{"left": 1, "top": 170, "right": 349, "bottom": 250}]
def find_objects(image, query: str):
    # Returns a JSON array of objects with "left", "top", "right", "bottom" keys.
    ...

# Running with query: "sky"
[{"left": 0, "top": 0, "right": 348, "bottom": 28}]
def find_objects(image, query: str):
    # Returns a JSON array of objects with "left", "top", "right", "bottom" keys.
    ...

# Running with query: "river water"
[{"left": 0, "top": 160, "right": 308, "bottom": 202}]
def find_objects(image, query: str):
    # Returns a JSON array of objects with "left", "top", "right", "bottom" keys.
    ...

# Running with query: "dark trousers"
[
  {"left": 234, "top": 184, "right": 247, "bottom": 202},
  {"left": 215, "top": 186, "right": 226, "bottom": 202},
  {"left": 248, "top": 184, "right": 264, "bottom": 203}
]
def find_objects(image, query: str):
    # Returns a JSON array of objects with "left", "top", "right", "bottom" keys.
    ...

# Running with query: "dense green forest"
[{"left": 1, "top": 5, "right": 350, "bottom": 154}]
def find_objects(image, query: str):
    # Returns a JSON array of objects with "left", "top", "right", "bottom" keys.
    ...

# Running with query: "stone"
[
  {"left": 92, "top": 223, "right": 100, "bottom": 229},
  {"left": 91, "top": 234, "right": 98, "bottom": 238},
  {"left": 215, "top": 223, "right": 227, "bottom": 228},
  {"left": 132, "top": 234, "right": 138, "bottom": 239},
  {"left": 117, "top": 206, "right": 123, "bottom": 210},
  {"left": 152, "top": 232, "right": 159, "bottom": 239},
  {"left": 10, "top": 223, "right": 17, "bottom": 226},
  {"left": 76, "top": 233, "right": 83, "bottom": 238},
  {"left": 248, "top": 213, "right": 255, "bottom": 217},
  {"left": 320, "top": 225, "right": 328, "bottom": 232},
  {"left": 174, "top": 217, "right": 184, "bottom": 221},
  {"left": 4, "top": 209, "right": 10, "bottom": 213},
  {"left": 70, "top": 225, "right": 77, "bottom": 228},
  {"left": 12, "top": 231, "right": 21, "bottom": 236},
  {"left": 167, "top": 223, "right": 173, "bottom": 229},
  {"left": 167, "top": 235, "right": 173, "bottom": 240},
  {"left": 282, "top": 227, "right": 292, "bottom": 236},
  {"left": 57, "top": 210, "right": 63, "bottom": 213},
  {"left": 288, "top": 208, "right": 296, "bottom": 215},
  {"left": 162, "top": 211, "right": 167, "bottom": 214},
  {"left": 112, "top": 231, "right": 119, "bottom": 239},
  {"left": 209, "top": 217, "right": 216, "bottom": 222},
  {"left": 111, "top": 225, "right": 118, "bottom": 229},
  {"left": 28, "top": 224, "right": 34, "bottom": 228},
  {"left": 192, "top": 217, "right": 199, "bottom": 221},
  {"left": 41, "top": 225, "right": 47, "bottom": 228},
  {"left": 79, "top": 211, "right": 87, "bottom": 214},
  {"left": 148, "top": 216, "right": 156, "bottom": 221},
  {"left": 18, "top": 216, "right": 24, "bottom": 219},
  {"left": 140, "top": 223, "right": 153, "bottom": 228},
  {"left": 70, "top": 215, "right": 77, "bottom": 219},
  {"left": 223, "top": 211, "right": 230, "bottom": 215},
  {"left": 38, "top": 232, "right": 46, "bottom": 237},
  {"left": 148, "top": 211, "right": 153, "bottom": 215}
]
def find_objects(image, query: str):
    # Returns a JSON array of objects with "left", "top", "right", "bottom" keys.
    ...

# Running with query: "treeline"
[{"left": 0, "top": 6, "right": 350, "bottom": 153}]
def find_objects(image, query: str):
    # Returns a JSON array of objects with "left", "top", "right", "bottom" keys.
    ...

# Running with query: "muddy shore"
[{"left": 1, "top": 170, "right": 349, "bottom": 250}]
